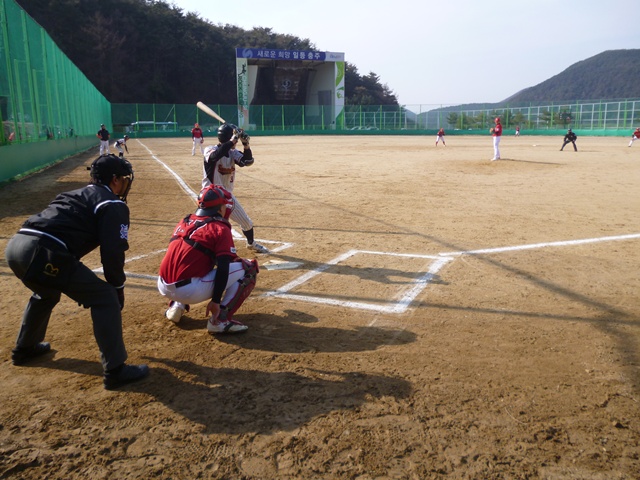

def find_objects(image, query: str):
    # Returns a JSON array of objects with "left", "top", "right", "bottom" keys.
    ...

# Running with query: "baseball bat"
[{"left": 196, "top": 101, "right": 226, "bottom": 124}]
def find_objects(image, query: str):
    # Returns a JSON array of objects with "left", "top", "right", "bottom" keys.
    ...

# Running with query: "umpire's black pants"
[{"left": 5, "top": 233, "right": 128, "bottom": 371}]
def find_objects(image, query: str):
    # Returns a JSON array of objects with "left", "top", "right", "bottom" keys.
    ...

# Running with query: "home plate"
[{"left": 262, "top": 260, "right": 303, "bottom": 270}]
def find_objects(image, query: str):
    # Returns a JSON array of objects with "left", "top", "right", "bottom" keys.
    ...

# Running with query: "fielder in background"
[
  {"left": 435, "top": 128, "right": 446, "bottom": 146},
  {"left": 560, "top": 128, "right": 578, "bottom": 151},
  {"left": 157, "top": 185, "right": 259, "bottom": 333},
  {"left": 191, "top": 123, "right": 204, "bottom": 156},
  {"left": 628, "top": 127, "right": 640, "bottom": 147},
  {"left": 114, "top": 135, "right": 129, "bottom": 158},
  {"left": 490, "top": 117, "right": 502, "bottom": 161},
  {"left": 515, "top": 125, "right": 521, "bottom": 137},
  {"left": 96, "top": 124, "right": 110, "bottom": 155},
  {"left": 4, "top": 154, "right": 149, "bottom": 390},
  {"left": 202, "top": 123, "right": 269, "bottom": 254}
]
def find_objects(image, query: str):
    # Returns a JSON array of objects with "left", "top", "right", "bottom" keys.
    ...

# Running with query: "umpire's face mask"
[{"left": 116, "top": 173, "right": 134, "bottom": 202}]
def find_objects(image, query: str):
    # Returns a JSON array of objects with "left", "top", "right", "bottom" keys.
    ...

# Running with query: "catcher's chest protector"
[{"left": 170, "top": 215, "right": 230, "bottom": 259}]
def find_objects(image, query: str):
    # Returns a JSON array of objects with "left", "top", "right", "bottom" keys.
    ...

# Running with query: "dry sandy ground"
[{"left": 0, "top": 134, "right": 639, "bottom": 479}]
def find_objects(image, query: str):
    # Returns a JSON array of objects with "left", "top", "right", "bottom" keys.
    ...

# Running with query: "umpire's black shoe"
[
  {"left": 12, "top": 342, "right": 52, "bottom": 366},
  {"left": 103, "top": 364, "right": 150, "bottom": 390}
]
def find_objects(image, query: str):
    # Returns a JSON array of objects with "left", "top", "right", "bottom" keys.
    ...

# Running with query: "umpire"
[{"left": 5, "top": 154, "right": 149, "bottom": 390}]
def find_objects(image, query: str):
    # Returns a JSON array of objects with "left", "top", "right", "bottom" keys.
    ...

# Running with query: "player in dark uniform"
[
  {"left": 560, "top": 128, "right": 578, "bottom": 151},
  {"left": 96, "top": 124, "right": 110, "bottom": 155},
  {"left": 5, "top": 154, "right": 149, "bottom": 390}
]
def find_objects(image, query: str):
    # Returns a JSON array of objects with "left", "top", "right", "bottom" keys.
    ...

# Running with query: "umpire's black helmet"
[
  {"left": 89, "top": 154, "right": 134, "bottom": 200},
  {"left": 217, "top": 123, "right": 238, "bottom": 143}
]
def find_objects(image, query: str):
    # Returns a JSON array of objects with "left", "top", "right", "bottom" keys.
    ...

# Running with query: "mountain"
[{"left": 504, "top": 49, "right": 640, "bottom": 103}]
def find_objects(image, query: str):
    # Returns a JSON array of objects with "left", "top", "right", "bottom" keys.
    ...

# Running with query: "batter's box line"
[{"left": 262, "top": 249, "right": 454, "bottom": 314}]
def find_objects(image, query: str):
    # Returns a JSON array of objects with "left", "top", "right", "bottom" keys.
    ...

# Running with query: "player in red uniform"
[
  {"left": 629, "top": 127, "right": 640, "bottom": 147},
  {"left": 435, "top": 128, "right": 446, "bottom": 146},
  {"left": 157, "top": 185, "right": 258, "bottom": 333},
  {"left": 191, "top": 123, "right": 204, "bottom": 156},
  {"left": 490, "top": 117, "right": 502, "bottom": 161}
]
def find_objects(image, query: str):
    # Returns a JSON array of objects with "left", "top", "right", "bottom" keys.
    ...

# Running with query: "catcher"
[
  {"left": 157, "top": 184, "right": 259, "bottom": 333},
  {"left": 191, "top": 122, "right": 204, "bottom": 156}
]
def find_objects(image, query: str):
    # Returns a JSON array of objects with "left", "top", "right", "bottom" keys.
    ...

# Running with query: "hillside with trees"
[
  {"left": 16, "top": 0, "right": 398, "bottom": 106},
  {"left": 505, "top": 49, "right": 640, "bottom": 103}
]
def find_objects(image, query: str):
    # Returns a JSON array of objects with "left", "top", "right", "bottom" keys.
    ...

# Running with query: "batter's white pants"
[
  {"left": 99, "top": 140, "right": 110, "bottom": 155},
  {"left": 192, "top": 138, "right": 204, "bottom": 155},
  {"left": 493, "top": 136, "right": 501, "bottom": 160},
  {"left": 157, "top": 261, "right": 246, "bottom": 306}
]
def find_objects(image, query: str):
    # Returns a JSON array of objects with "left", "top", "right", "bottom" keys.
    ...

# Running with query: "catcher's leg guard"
[{"left": 218, "top": 259, "right": 258, "bottom": 321}]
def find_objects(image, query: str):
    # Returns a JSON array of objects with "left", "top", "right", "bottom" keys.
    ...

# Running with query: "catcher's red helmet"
[{"left": 196, "top": 185, "right": 234, "bottom": 218}]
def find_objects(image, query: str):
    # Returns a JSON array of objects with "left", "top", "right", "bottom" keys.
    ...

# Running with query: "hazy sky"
[{"left": 171, "top": 0, "right": 638, "bottom": 107}]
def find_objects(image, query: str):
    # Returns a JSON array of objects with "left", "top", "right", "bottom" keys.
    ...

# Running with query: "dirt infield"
[{"left": 1, "top": 134, "right": 639, "bottom": 479}]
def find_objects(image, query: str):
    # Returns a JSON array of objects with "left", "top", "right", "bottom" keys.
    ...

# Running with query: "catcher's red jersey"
[{"left": 159, "top": 215, "right": 237, "bottom": 283}]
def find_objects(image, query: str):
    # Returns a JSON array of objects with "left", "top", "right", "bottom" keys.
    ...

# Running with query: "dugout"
[{"left": 235, "top": 48, "right": 345, "bottom": 131}]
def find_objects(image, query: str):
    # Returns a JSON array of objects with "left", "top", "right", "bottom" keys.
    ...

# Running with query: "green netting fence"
[{"left": 1, "top": 0, "right": 110, "bottom": 145}]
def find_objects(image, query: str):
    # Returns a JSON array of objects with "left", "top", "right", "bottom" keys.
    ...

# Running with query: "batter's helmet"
[
  {"left": 217, "top": 123, "right": 238, "bottom": 143},
  {"left": 88, "top": 154, "right": 134, "bottom": 201},
  {"left": 196, "top": 185, "right": 234, "bottom": 218}
]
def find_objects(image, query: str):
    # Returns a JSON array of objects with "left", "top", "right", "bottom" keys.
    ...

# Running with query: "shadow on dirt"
[
  {"left": 34, "top": 355, "right": 413, "bottom": 435},
  {"left": 176, "top": 308, "right": 418, "bottom": 353}
]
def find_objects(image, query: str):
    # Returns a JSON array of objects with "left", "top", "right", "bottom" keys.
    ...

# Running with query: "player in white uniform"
[
  {"left": 113, "top": 135, "right": 129, "bottom": 157},
  {"left": 202, "top": 123, "right": 269, "bottom": 254}
]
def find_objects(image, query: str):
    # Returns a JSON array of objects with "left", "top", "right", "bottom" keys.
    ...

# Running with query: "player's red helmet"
[
  {"left": 495, "top": 117, "right": 501, "bottom": 123},
  {"left": 194, "top": 123, "right": 199, "bottom": 128},
  {"left": 195, "top": 185, "right": 234, "bottom": 218}
]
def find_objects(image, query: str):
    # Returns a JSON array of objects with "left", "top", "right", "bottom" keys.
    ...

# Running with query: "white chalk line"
[
  {"left": 136, "top": 139, "right": 292, "bottom": 252},
  {"left": 439, "top": 233, "right": 640, "bottom": 257},
  {"left": 263, "top": 250, "right": 454, "bottom": 314},
  {"left": 261, "top": 233, "right": 640, "bottom": 314}
]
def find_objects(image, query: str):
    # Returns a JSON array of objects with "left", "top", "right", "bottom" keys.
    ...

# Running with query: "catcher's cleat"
[
  {"left": 104, "top": 364, "right": 149, "bottom": 390},
  {"left": 165, "top": 301, "right": 188, "bottom": 323},
  {"left": 247, "top": 241, "right": 269, "bottom": 254},
  {"left": 207, "top": 318, "right": 248, "bottom": 334},
  {"left": 12, "top": 342, "right": 52, "bottom": 366}
]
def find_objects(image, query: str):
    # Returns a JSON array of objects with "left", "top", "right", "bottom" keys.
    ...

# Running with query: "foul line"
[{"left": 439, "top": 233, "right": 640, "bottom": 257}]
